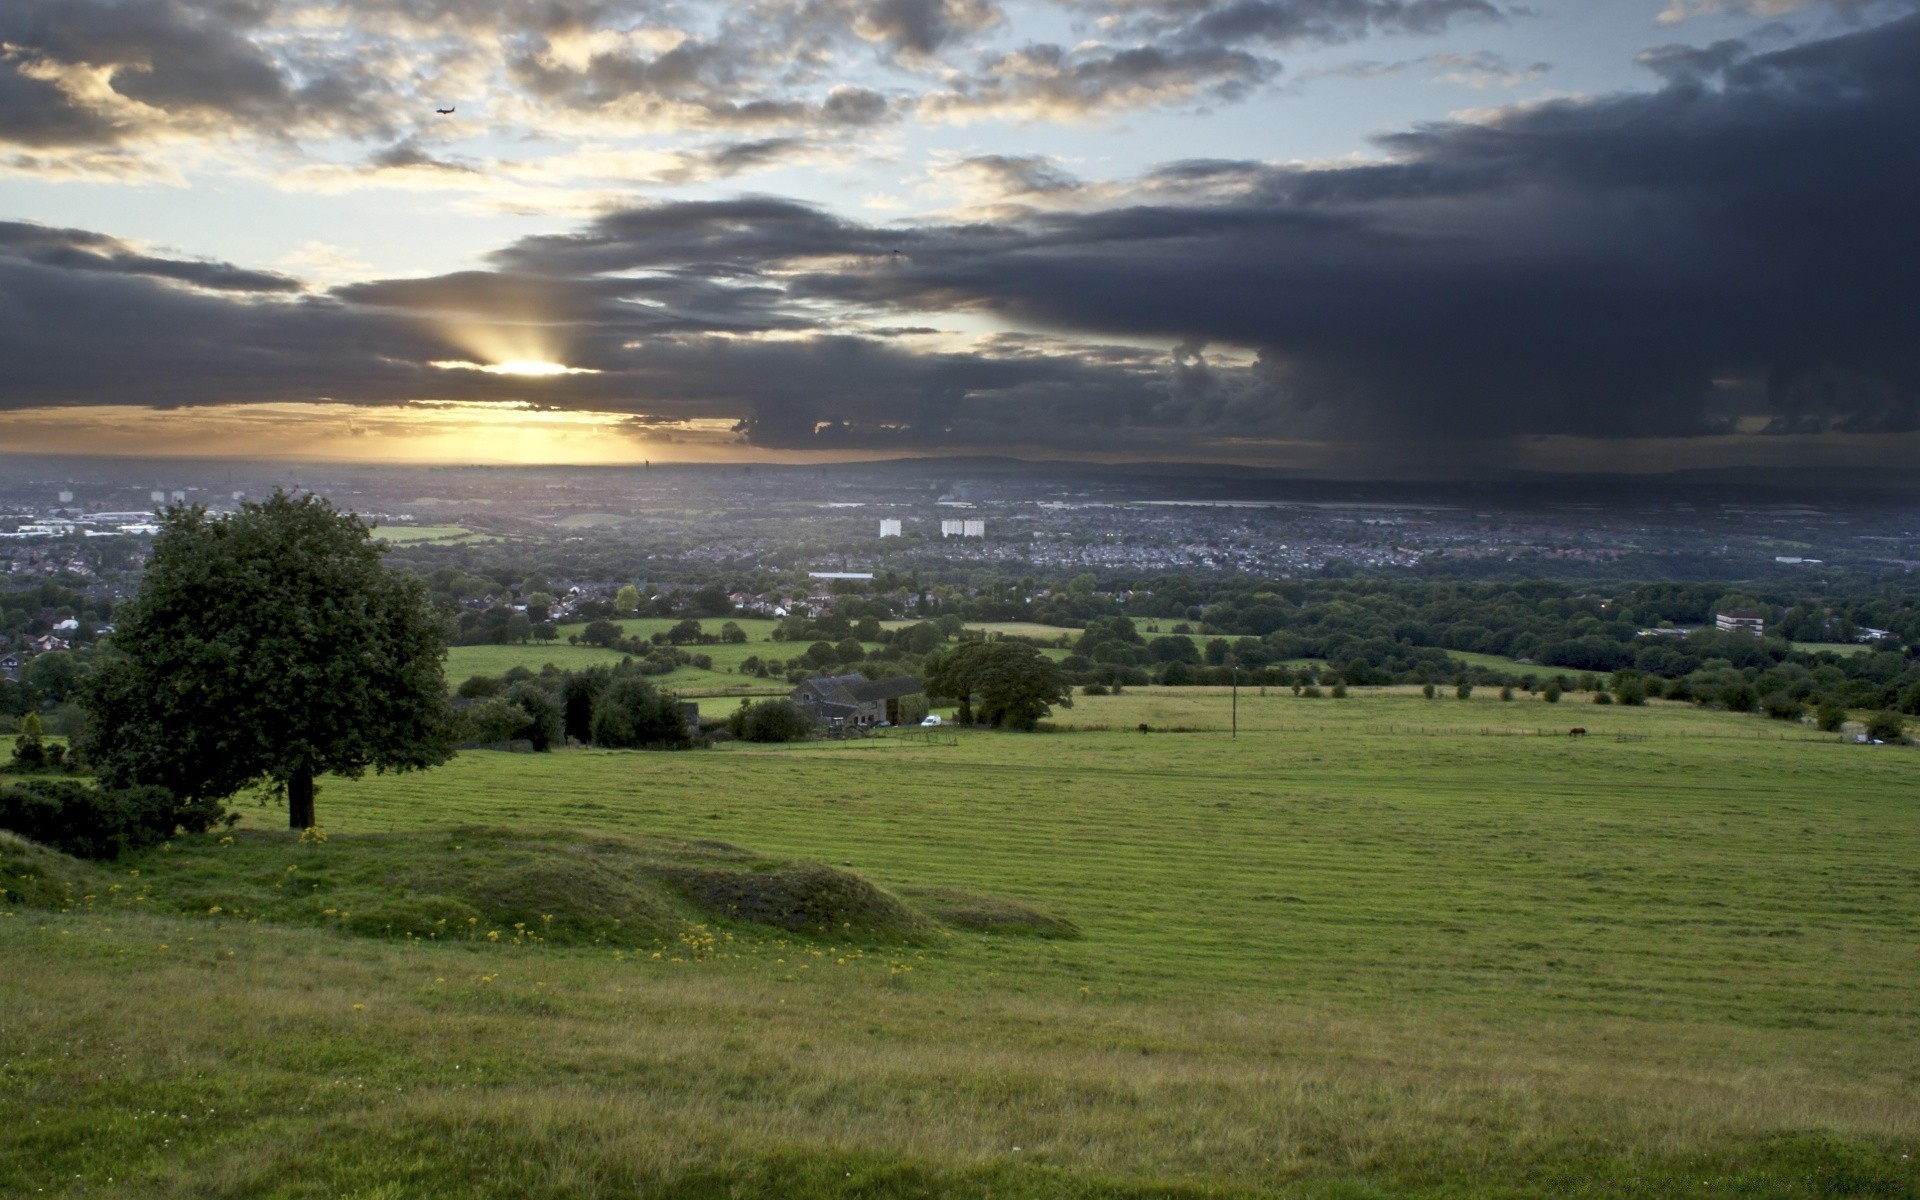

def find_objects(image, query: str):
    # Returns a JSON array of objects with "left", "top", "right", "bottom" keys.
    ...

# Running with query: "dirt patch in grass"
[{"left": 901, "top": 886, "right": 1079, "bottom": 938}]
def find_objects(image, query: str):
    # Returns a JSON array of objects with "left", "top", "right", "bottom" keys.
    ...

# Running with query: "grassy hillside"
[{"left": 2, "top": 690, "right": 1916, "bottom": 1198}]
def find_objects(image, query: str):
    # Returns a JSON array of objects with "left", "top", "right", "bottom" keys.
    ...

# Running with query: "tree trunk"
[{"left": 287, "top": 770, "right": 316, "bottom": 830}]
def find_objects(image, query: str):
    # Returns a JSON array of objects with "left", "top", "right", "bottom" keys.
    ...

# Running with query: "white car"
[{"left": 920, "top": 715, "right": 942, "bottom": 726}]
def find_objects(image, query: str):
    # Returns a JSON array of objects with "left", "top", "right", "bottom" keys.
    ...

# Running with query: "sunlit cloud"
[{"left": 430, "top": 359, "right": 601, "bottom": 377}]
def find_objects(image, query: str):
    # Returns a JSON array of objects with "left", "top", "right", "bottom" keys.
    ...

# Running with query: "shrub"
[
  {"left": 1455, "top": 682, "right": 1473, "bottom": 700},
  {"left": 1082, "top": 683, "right": 1109, "bottom": 696},
  {"left": 1422, "top": 683, "right": 1436, "bottom": 699},
  {"left": 729, "top": 699, "right": 814, "bottom": 743},
  {"left": 1592, "top": 691, "right": 1614, "bottom": 705},
  {"left": 1815, "top": 700, "right": 1848, "bottom": 732},
  {"left": 1864, "top": 710, "right": 1907, "bottom": 743},
  {"left": 1330, "top": 682, "right": 1348, "bottom": 698},
  {"left": 590, "top": 678, "right": 691, "bottom": 749},
  {"left": 1543, "top": 683, "right": 1562, "bottom": 703},
  {"left": 0, "top": 780, "right": 224, "bottom": 860},
  {"left": 456, "top": 674, "right": 503, "bottom": 699},
  {"left": 1759, "top": 692, "right": 1805, "bottom": 722}
]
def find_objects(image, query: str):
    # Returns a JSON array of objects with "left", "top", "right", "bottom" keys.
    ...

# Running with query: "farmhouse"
[
  {"left": 1714, "top": 609, "right": 1766, "bottom": 636},
  {"left": 791, "top": 672, "right": 925, "bottom": 728}
]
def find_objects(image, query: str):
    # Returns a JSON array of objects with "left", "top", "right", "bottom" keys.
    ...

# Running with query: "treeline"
[{"left": 450, "top": 663, "right": 816, "bottom": 750}]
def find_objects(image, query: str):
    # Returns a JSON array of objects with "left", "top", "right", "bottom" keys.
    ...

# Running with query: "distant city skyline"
[{"left": 2, "top": 0, "right": 1916, "bottom": 474}]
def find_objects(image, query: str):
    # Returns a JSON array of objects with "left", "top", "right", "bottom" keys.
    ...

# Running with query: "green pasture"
[
  {"left": 444, "top": 642, "right": 632, "bottom": 681},
  {"left": 454, "top": 619, "right": 888, "bottom": 692},
  {"left": 1794, "top": 641, "right": 1873, "bottom": 657},
  {"left": 4, "top": 688, "right": 1917, "bottom": 1197},
  {"left": 371, "top": 524, "right": 493, "bottom": 545}
]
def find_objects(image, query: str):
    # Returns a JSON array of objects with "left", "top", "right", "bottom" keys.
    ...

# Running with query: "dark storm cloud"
[
  {"left": 3, "top": 13, "right": 1917, "bottom": 459},
  {"left": 1148, "top": 0, "right": 1510, "bottom": 46},
  {"left": 0, "top": 221, "right": 300, "bottom": 293},
  {"left": 0, "top": 0, "right": 396, "bottom": 151},
  {"left": 830, "top": 11, "right": 1920, "bottom": 439}
]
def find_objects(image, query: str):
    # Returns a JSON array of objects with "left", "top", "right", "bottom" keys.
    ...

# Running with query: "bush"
[
  {"left": 1082, "top": 683, "right": 1109, "bottom": 696},
  {"left": 1422, "top": 683, "right": 1436, "bottom": 699},
  {"left": 1815, "top": 700, "right": 1848, "bottom": 732},
  {"left": 729, "top": 699, "right": 814, "bottom": 743},
  {"left": 1543, "top": 683, "right": 1562, "bottom": 703},
  {"left": 1592, "top": 691, "right": 1614, "bottom": 705},
  {"left": 1864, "top": 711, "right": 1907, "bottom": 743},
  {"left": 1455, "top": 682, "right": 1473, "bottom": 700},
  {"left": 590, "top": 678, "right": 691, "bottom": 750},
  {"left": 1759, "top": 692, "right": 1805, "bottom": 722},
  {"left": 0, "top": 780, "right": 224, "bottom": 860}
]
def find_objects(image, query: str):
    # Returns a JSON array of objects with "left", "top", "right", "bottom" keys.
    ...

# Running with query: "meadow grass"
[
  {"left": 371, "top": 525, "right": 492, "bottom": 545},
  {"left": 2, "top": 690, "right": 1916, "bottom": 1198}
]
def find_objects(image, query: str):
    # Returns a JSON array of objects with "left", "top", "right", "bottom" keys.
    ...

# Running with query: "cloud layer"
[{"left": 1, "top": 7, "right": 1917, "bottom": 468}]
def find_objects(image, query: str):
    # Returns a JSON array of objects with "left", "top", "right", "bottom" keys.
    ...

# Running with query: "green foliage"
[
  {"left": 79, "top": 492, "right": 453, "bottom": 829},
  {"left": 1759, "top": 692, "right": 1805, "bottom": 722},
  {"left": 456, "top": 674, "right": 504, "bottom": 699},
  {"left": 581, "top": 619, "right": 625, "bottom": 647},
  {"left": 5, "top": 711, "right": 66, "bottom": 773},
  {"left": 893, "top": 692, "right": 929, "bottom": 726},
  {"left": 0, "top": 779, "right": 223, "bottom": 860},
  {"left": 924, "top": 641, "right": 1072, "bottom": 731},
  {"left": 1864, "top": 710, "right": 1906, "bottom": 743},
  {"left": 1611, "top": 677, "right": 1648, "bottom": 706},
  {"left": 590, "top": 677, "right": 691, "bottom": 749},
  {"left": 457, "top": 697, "right": 528, "bottom": 744},
  {"left": 729, "top": 698, "right": 814, "bottom": 743},
  {"left": 1816, "top": 700, "right": 1848, "bottom": 732},
  {"left": 614, "top": 584, "right": 641, "bottom": 616},
  {"left": 504, "top": 682, "right": 563, "bottom": 751}
]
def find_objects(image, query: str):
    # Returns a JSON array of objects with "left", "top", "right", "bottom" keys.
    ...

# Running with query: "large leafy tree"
[
  {"left": 924, "top": 641, "right": 1072, "bottom": 731},
  {"left": 82, "top": 492, "right": 453, "bottom": 829}
]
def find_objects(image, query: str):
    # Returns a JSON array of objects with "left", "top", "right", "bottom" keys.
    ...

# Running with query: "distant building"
[
  {"left": 879, "top": 519, "right": 902, "bottom": 538},
  {"left": 169, "top": 490, "right": 186, "bottom": 503},
  {"left": 1715, "top": 609, "right": 1766, "bottom": 636},
  {"left": 57, "top": 491, "right": 73, "bottom": 503},
  {"left": 1773, "top": 556, "right": 1822, "bottom": 565},
  {"left": 808, "top": 571, "right": 874, "bottom": 581},
  {"left": 790, "top": 672, "right": 926, "bottom": 728},
  {"left": 941, "top": 519, "right": 965, "bottom": 537},
  {"left": 149, "top": 490, "right": 167, "bottom": 504},
  {"left": 962, "top": 519, "right": 985, "bottom": 538}
]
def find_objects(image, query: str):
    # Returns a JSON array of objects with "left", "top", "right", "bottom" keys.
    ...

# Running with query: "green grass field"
[
  {"left": 371, "top": 524, "right": 493, "bottom": 545},
  {"left": 3, "top": 691, "right": 1917, "bottom": 1198},
  {"left": 1794, "top": 642, "right": 1873, "bottom": 657}
]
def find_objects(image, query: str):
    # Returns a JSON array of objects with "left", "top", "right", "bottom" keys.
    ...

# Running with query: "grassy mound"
[
  {"left": 901, "top": 886, "right": 1080, "bottom": 938},
  {"left": 660, "top": 861, "right": 938, "bottom": 939},
  {"left": 123, "top": 826, "right": 941, "bottom": 946},
  {"left": 0, "top": 829, "right": 106, "bottom": 911}
]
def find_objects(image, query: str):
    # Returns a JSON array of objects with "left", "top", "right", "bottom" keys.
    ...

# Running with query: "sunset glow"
[{"left": 429, "top": 360, "right": 600, "bottom": 377}]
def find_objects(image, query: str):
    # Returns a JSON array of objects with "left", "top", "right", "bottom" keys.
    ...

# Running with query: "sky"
[{"left": 0, "top": 0, "right": 1916, "bottom": 474}]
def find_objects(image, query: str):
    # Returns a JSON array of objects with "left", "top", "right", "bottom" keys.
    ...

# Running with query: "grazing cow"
[{"left": 1568, "top": 727, "right": 1587, "bottom": 737}]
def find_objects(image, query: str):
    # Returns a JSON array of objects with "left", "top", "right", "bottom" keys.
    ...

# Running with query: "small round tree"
[{"left": 81, "top": 492, "right": 454, "bottom": 830}]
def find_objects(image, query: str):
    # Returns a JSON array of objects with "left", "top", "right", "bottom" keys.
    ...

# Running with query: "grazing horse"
[{"left": 1568, "top": 727, "right": 1587, "bottom": 737}]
